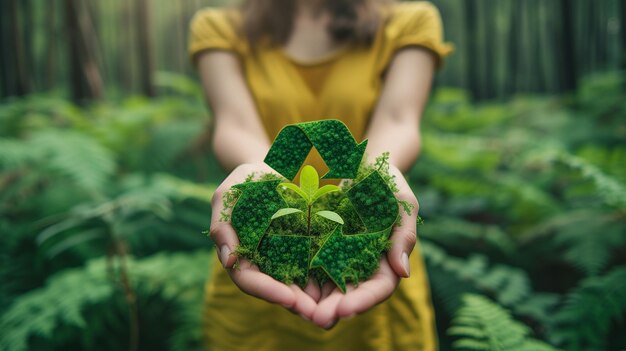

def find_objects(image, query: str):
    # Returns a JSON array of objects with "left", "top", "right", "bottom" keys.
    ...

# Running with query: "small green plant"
[
  {"left": 224, "top": 120, "right": 401, "bottom": 292},
  {"left": 272, "top": 165, "right": 343, "bottom": 235}
]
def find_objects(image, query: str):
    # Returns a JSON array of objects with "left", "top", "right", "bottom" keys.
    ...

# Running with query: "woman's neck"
[
  {"left": 296, "top": 0, "right": 326, "bottom": 17},
  {"left": 284, "top": 0, "right": 346, "bottom": 63}
]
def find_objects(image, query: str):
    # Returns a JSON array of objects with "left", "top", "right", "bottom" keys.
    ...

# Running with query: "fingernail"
[
  {"left": 324, "top": 320, "right": 336, "bottom": 329},
  {"left": 402, "top": 252, "right": 410, "bottom": 277},
  {"left": 220, "top": 245, "right": 230, "bottom": 267},
  {"left": 299, "top": 313, "right": 311, "bottom": 321}
]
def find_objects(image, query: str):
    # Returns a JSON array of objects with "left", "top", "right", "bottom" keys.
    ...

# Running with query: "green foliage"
[
  {"left": 0, "top": 87, "right": 218, "bottom": 350},
  {"left": 449, "top": 294, "right": 560, "bottom": 351},
  {"left": 2, "top": 72, "right": 625, "bottom": 349},
  {"left": 548, "top": 266, "right": 626, "bottom": 351},
  {"left": 0, "top": 251, "right": 211, "bottom": 351},
  {"left": 416, "top": 74, "right": 626, "bottom": 350}
]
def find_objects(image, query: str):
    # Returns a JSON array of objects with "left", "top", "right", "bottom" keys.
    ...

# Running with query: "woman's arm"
[
  {"left": 196, "top": 50, "right": 318, "bottom": 319},
  {"left": 312, "top": 47, "right": 436, "bottom": 328},
  {"left": 197, "top": 51, "right": 271, "bottom": 171},
  {"left": 364, "top": 47, "right": 435, "bottom": 171}
]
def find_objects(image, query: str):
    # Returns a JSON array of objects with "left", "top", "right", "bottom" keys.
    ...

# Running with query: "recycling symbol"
[{"left": 229, "top": 120, "right": 399, "bottom": 292}]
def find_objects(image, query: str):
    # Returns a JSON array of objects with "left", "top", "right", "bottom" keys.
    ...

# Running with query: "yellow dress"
[{"left": 189, "top": 2, "right": 452, "bottom": 350}]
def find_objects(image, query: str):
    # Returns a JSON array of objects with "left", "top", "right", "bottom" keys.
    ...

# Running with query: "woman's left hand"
[{"left": 309, "top": 165, "right": 420, "bottom": 328}]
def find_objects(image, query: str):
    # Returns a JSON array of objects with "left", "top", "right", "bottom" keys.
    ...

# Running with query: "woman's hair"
[{"left": 240, "top": 0, "right": 392, "bottom": 48}]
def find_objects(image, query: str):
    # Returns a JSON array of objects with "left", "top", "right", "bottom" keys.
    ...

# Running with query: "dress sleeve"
[
  {"left": 388, "top": 2, "right": 453, "bottom": 68},
  {"left": 188, "top": 8, "right": 242, "bottom": 64}
]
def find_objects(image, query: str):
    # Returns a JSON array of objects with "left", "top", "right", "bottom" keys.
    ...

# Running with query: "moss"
[
  {"left": 231, "top": 180, "right": 286, "bottom": 250},
  {"left": 226, "top": 120, "right": 402, "bottom": 292},
  {"left": 309, "top": 226, "right": 391, "bottom": 292},
  {"left": 258, "top": 235, "right": 310, "bottom": 287},
  {"left": 264, "top": 120, "right": 366, "bottom": 180}
]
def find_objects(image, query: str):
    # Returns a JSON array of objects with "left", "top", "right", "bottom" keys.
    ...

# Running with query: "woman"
[{"left": 189, "top": 0, "right": 452, "bottom": 349}]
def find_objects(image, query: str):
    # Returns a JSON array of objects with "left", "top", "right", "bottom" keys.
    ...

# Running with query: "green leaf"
[
  {"left": 280, "top": 182, "right": 309, "bottom": 202},
  {"left": 315, "top": 210, "right": 344, "bottom": 225},
  {"left": 311, "top": 184, "right": 341, "bottom": 203},
  {"left": 271, "top": 208, "right": 303, "bottom": 220},
  {"left": 300, "top": 165, "right": 319, "bottom": 200}
]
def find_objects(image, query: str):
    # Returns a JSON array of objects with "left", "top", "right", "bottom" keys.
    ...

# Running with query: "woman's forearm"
[
  {"left": 212, "top": 117, "right": 271, "bottom": 172},
  {"left": 363, "top": 113, "right": 421, "bottom": 173}
]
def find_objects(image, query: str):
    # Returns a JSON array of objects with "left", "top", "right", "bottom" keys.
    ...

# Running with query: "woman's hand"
[
  {"left": 209, "top": 162, "right": 318, "bottom": 320},
  {"left": 310, "top": 165, "right": 420, "bottom": 328},
  {"left": 210, "top": 162, "right": 419, "bottom": 327}
]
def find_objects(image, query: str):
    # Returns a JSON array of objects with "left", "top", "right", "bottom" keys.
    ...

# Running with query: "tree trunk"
[
  {"left": 559, "top": 0, "right": 577, "bottom": 92},
  {"left": 619, "top": 1, "right": 626, "bottom": 72},
  {"left": 8, "top": 0, "right": 30, "bottom": 96},
  {"left": 464, "top": 0, "right": 479, "bottom": 100},
  {"left": 65, "top": 0, "right": 104, "bottom": 102},
  {"left": 44, "top": 0, "right": 58, "bottom": 90},
  {"left": 135, "top": 0, "right": 155, "bottom": 97}
]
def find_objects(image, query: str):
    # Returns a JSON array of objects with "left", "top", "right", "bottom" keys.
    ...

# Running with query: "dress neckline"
[{"left": 278, "top": 45, "right": 349, "bottom": 67}]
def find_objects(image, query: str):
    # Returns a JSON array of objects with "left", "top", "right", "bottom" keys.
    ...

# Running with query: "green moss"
[
  {"left": 226, "top": 120, "right": 402, "bottom": 292},
  {"left": 231, "top": 180, "right": 286, "bottom": 250},
  {"left": 309, "top": 226, "right": 391, "bottom": 292},
  {"left": 258, "top": 235, "right": 311, "bottom": 287},
  {"left": 264, "top": 120, "right": 367, "bottom": 180}
]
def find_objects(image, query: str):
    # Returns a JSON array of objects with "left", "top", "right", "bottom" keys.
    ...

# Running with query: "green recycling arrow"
[
  {"left": 231, "top": 180, "right": 287, "bottom": 250},
  {"left": 227, "top": 120, "right": 401, "bottom": 292},
  {"left": 310, "top": 170, "right": 399, "bottom": 292},
  {"left": 264, "top": 119, "right": 368, "bottom": 180}
]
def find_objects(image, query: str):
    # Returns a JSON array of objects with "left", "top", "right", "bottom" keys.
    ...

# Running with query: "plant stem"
[
  {"left": 307, "top": 204, "right": 312, "bottom": 236},
  {"left": 107, "top": 221, "right": 139, "bottom": 351}
]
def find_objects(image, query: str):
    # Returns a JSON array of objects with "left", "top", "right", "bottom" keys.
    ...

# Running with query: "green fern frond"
[
  {"left": 449, "top": 294, "right": 561, "bottom": 351},
  {"left": 420, "top": 217, "right": 515, "bottom": 254},
  {"left": 423, "top": 241, "right": 531, "bottom": 312},
  {"left": 549, "top": 266, "right": 626, "bottom": 351},
  {"left": 0, "top": 251, "right": 211, "bottom": 351},
  {"left": 521, "top": 209, "right": 625, "bottom": 276},
  {"left": 31, "top": 130, "right": 115, "bottom": 193},
  {"left": 557, "top": 153, "right": 626, "bottom": 209}
]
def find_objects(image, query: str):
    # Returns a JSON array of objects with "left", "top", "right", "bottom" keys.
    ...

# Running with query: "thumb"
[
  {"left": 209, "top": 222, "right": 239, "bottom": 268},
  {"left": 387, "top": 226, "right": 417, "bottom": 278}
]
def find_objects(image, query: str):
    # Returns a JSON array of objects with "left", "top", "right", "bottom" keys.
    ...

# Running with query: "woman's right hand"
[{"left": 209, "top": 162, "right": 318, "bottom": 320}]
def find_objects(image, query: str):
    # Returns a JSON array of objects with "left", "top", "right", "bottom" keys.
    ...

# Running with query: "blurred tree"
[
  {"left": 136, "top": 0, "right": 155, "bottom": 97},
  {"left": 64, "top": 0, "right": 104, "bottom": 101},
  {"left": 559, "top": 0, "right": 577, "bottom": 92}
]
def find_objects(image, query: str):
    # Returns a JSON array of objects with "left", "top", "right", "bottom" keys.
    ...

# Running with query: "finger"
[
  {"left": 387, "top": 167, "right": 419, "bottom": 277},
  {"left": 209, "top": 164, "right": 257, "bottom": 267},
  {"left": 228, "top": 259, "right": 296, "bottom": 308},
  {"left": 208, "top": 222, "right": 239, "bottom": 268},
  {"left": 335, "top": 259, "right": 399, "bottom": 318},
  {"left": 289, "top": 284, "right": 318, "bottom": 321},
  {"left": 312, "top": 288, "right": 344, "bottom": 329},
  {"left": 320, "top": 281, "right": 336, "bottom": 300},
  {"left": 303, "top": 277, "right": 321, "bottom": 302}
]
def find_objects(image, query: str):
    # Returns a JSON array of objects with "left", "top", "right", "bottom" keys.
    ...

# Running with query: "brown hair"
[{"left": 240, "top": 0, "right": 391, "bottom": 48}]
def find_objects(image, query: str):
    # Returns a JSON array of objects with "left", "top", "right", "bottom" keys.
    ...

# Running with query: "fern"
[
  {"left": 420, "top": 217, "right": 515, "bottom": 255},
  {"left": 557, "top": 153, "right": 626, "bottom": 209},
  {"left": 520, "top": 209, "right": 626, "bottom": 276},
  {"left": 449, "top": 294, "right": 560, "bottom": 351},
  {"left": 549, "top": 266, "right": 626, "bottom": 351},
  {"left": 0, "top": 250, "right": 211, "bottom": 351},
  {"left": 0, "top": 130, "right": 115, "bottom": 194},
  {"left": 423, "top": 241, "right": 531, "bottom": 313}
]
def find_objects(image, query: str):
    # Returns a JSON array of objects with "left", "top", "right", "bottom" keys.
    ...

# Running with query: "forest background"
[{"left": 1, "top": 0, "right": 625, "bottom": 350}]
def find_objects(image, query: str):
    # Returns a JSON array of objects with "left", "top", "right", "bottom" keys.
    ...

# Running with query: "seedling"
[{"left": 271, "top": 165, "right": 343, "bottom": 235}]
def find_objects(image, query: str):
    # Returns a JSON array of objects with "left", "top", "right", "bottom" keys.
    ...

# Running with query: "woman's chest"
[{"left": 243, "top": 49, "right": 381, "bottom": 123}]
